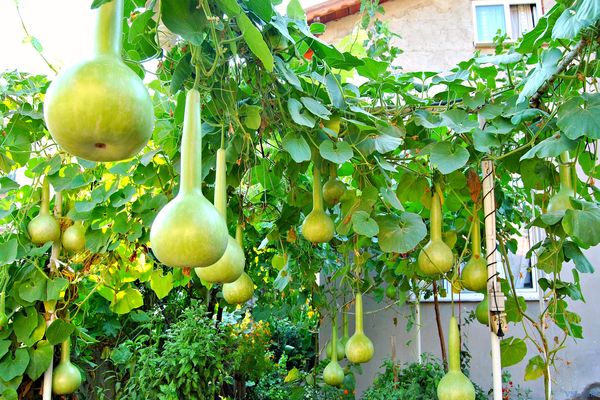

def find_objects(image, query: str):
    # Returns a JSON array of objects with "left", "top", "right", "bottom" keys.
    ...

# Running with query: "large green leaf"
[
  {"left": 375, "top": 212, "right": 427, "bottom": 254},
  {"left": 111, "top": 287, "right": 144, "bottom": 315},
  {"left": 26, "top": 340, "right": 53, "bottom": 381},
  {"left": 46, "top": 319, "right": 75, "bottom": 346},
  {"left": 0, "top": 239, "right": 17, "bottom": 265},
  {"left": 325, "top": 74, "right": 345, "bottom": 109},
  {"left": 500, "top": 337, "right": 527, "bottom": 367},
  {"left": 288, "top": 98, "right": 316, "bottom": 127},
  {"left": 300, "top": 97, "right": 331, "bottom": 119},
  {"left": 0, "top": 349, "right": 29, "bottom": 381},
  {"left": 351, "top": 211, "right": 379, "bottom": 237},
  {"left": 319, "top": 141, "right": 353, "bottom": 164},
  {"left": 518, "top": 48, "right": 562, "bottom": 103},
  {"left": 524, "top": 355, "right": 545, "bottom": 381},
  {"left": 13, "top": 308, "right": 38, "bottom": 345},
  {"left": 282, "top": 133, "right": 311, "bottom": 163},
  {"left": 236, "top": 13, "right": 274, "bottom": 72},
  {"left": 557, "top": 93, "right": 600, "bottom": 140},
  {"left": 429, "top": 142, "right": 470, "bottom": 174},
  {"left": 552, "top": 0, "right": 600, "bottom": 39},
  {"left": 160, "top": 0, "right": 208, "bottom": 45},
  {"left": 562, "top": 199, "right": 600, "bottom": 247},
  {"left": 520, "top": 133, "right": 577, "bottom": 160},
  {"left": 150, "top": 270, "right": 174, "bottom": 300}
]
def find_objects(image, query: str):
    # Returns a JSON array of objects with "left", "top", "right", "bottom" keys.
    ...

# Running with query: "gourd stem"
[
  {"left": 40, "top": 177, "right": 51, "bottom": 215},
  {"left": 471, "top": 207, "right": 481, "bottom": 257},
  {"left": 342, "top": 305, "right": 349, "bottom": 338},
  {"left": 0, "top": 292, "right": 4, "bottom": 312},
  {"left": 331, "top": 313, "right": 338, "bottom": 362},
  {"left": 448, "top": 316, "right": 461, "bottom": 372},
  {"left": 94, "top": 0, "right": 123, "bottom": 57},
  {"left": 179, "top": 90, "right": 203, "bottom": 195},
  {"left": 312, "top": 164, "right": 324, "bottom": 212},
  {"left": 236, "top": 225, "right": 243, "bottom": 248},
  {"left": 430, "top": 192, "right": 443, "bottom": 242},
  {"left": 355, "top": 292, "right": 364, "bottom": 333},
  {"left": 60, "top": 338, "right": 71, "bottom": 364},
  {"left": 558, "top": 152, "right": 572, "bottom": 192},
  {"left": 214, "top": 148, "right": 227, "bottom": 219},
  {"left": 329, "top": 163, "right": 337, "bottom": 179}
]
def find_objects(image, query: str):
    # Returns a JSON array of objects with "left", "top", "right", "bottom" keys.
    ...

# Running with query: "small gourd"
[
  {"left": 28, "top": 178, "right": 60, "bottom": 245},
  {"left": 150, "top": 89, "right": 228, "bottom": 268},
  {"left": 195, "top": 149, "right": 244, "bottom": 283},
  {"left": 44, "top": 0, "right": 154, "bottom": 161},
  {"left": 322, "top": 164, "right": 346, "bottom": 205},
  {"left": 323, "top": 313, "right": 345, "bottom": 386},
  {"left": 437, "top": 315, "right": 476, "bottom": 400},
  {"left": 461, "top": 210, "right": 487, "bottom": 292},
  {"left": 62, "top": 221, "right": 86, "bottom": 252},
  {"left": 345, "top": 292, "right": 374, "bottom": 364},
  {"left": 223, "top": 271, "right": 254, "bottom": 305},
  {"left": 475, "top": 296, "right": 489, "bottom": 326},
  {"left": 52, "top": 338, "right": 82, "bottom": 395},
  {"left": 418, "top": 192, "right": 453, "bottom": 276},
  {"left": 548, "top": 152, "right": 574, "bottom": 213},
  {"left": 301, "top": 162, "right": 335, "bottom": 243}
]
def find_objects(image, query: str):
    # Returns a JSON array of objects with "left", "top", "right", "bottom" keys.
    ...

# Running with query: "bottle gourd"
[
  {"left": 461, "top": 210, "right": 487, "bottom": 292},
  {"left": 44, "top": 0, "right": 154, "bottom": 162},
  {"left": 62, "top": 221, "right": 86, "bottom": 252},
  {"left": 345, "top": 292, "right": 374, "bottom": 364},
  {"left": 326, "top": 310, "right": 345, "bottom": 360},
  {"left": 548, "top": 152, "right": 574, "bottom": 213},
  {"left": 223, "top": 271, "right": 254, "bottom": 305},
  {"left": 437, "top": 315, "right": 476, "bottom": 400},
  {"left": 28, "top": 178, "right": 60, "bottom": 245},
  {"left": 418, "top": 192, "right": 453, "bottom": 276},
  {"left": 150, "top": 89, "right": 228, "bottom": 268},
  {"left": 322, "top": 164, "right": 346, "bottom": 205},
  {"left": 195, "top": 150, "right": 245, "bottom": 283},
  {"left": 301, "top": 163, "right": 335, "bottom": 243},
  {"left": 53, "top": 338, "right": 82, "bottom": 395},
  {"left": 475, "top": 295, "right": 489, "bottom": 326},
  {"left": 323, "top": 314, "right": 345, "bottom": 386}
]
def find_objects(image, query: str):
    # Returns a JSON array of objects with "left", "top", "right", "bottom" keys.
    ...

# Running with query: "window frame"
[{"left": 471, "top": 0, "right": 543, "bottom": 45}]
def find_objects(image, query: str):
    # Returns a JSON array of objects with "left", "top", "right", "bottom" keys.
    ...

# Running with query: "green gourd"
[
  {"left": 326, "top": 311, "right": 345, "bottom": 360},
  {"left": 195, "top": 149, "right": 245, "bottom": 283},
  {"left": 323, "top": 313, "right": 345, "bottom": 386},
  {"left": 418, "top": 192, "right": 453, "bottom": 276},
  {"left": 223, "top": 271, "right": 254, "bottom": 305},
  {"left": 62, "top": 221, "right": 86, "bottom": 252},
  {"left": 301, "top": 162, "right": 335, "bottom": 243},
  {"left": 44, "top": 0, "right": 153, "bottom": 162},
  {"left": 475, "top": 296, "right": 489, "bottom": 326},
  {"left": 437, "top": 316, "right": 476, "bottom": 400},
  {"left": 548, "top": 152, "right": 574, "bottom": 213},
  {"left": 345, "top": 292, "right": 374, "bottom": 364},
  {"left": 461, "top": 210, "right": 487, "bottom": 292},
  {"left": 28, "top": 178, "right": 61, "bottom": 245},
  {"left": 150, "top": 89, "right": 228, "bottom": 268},
  {"left": 323, "top": 164, "right": 346, "bottom": 205},
  {"left": 339, "top": 306, "right": 350, "bottom": 349},
  {"left": 0, "top": 293, "right": 7, "bottom": 330},
  {"left": 52, "top": 338, "right": 82, "bottom": 395}
]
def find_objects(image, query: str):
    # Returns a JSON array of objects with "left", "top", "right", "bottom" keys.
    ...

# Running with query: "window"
[{"left": 472, "top": 1, "right": 541, "bottom": 44}]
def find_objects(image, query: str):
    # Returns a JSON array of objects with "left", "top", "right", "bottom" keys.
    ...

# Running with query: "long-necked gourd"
[
  {"left": 323, "top": 313, "right": 345, "bottom": 386},
  {"left": 301, "top": 162, "right": 335, "bottom": 243},
  {"left": 150, "top": 89, "right": 228, "bottom": 268},
  {"left": 52, "top": 337, "right": 82, "bottom": 395},
  {"left": 62, "top": 220, "right": 86, "bottom": 252},
  {"left": 323, "top": 164, "right": 346, "bottom": 205},
  {"left": 195, "top": 149, "right": 245, "bottom": 283},
  {"left": 418, "top": 191, "right": 453, "bottom": 276},
  {"left": 461, "top": 208, "right": 487, "bottom": 292},
  {"left": 28, "top": 177, "right": 60, "bottom": 245},
  {"left": 44, "top": 0, "right": 154, "bottom": 162},
  {"left": 548, "top": 152, "right": 574, "bottom": 212},
  {"left": 326, "top": 310, "right": 345, "bottom": 360},
  {"left": 339, "top": 305, "right": 350, "bottom": 349},
  {"left": 437, "top": 315, "right": 476, "bottom": 400},
  {"left": 345, "top": 292, "right": 374, "bottom": 364}
]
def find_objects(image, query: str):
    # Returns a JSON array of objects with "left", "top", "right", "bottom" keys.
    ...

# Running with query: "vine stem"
[{"left": 432, "top": 280, "right": 447, "bottom": 370}]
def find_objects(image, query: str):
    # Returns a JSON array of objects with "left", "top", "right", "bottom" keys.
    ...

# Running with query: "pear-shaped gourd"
[
  {"left": 323, "top": 314, "right": 345, "bottom": 387},
  {"left": 323, "top": 164, "right": 346, "bottom": 205},
  {"left": 548, "top": 152, "right": 574, "bottom": 213},
  {"left": 43, "top": 0, "right": 153, "bottom": 162},
  {"left": 150, "top": 89, "right": 228, "bottom": 268},
  {"left": 223, "top": 272, "right": 254, "bottom": 305},
  {"left": 301, "top": 163, "right": 335, "bottom": 243},
  {"left": 437, "top": 316, "right": 476, "bottom": 400},
  {"left": 53, "top": 338, "right": 82, "bottom": 395},
  {"left": 345, "top": 292, "right": 374, "bottom": 364},
  {"left": 418, "top": 192, "right": 453, "bottom": 276},
  {"left": 461, "top": 211, "right": 487, "bottom": 292},
  {"left": 62, "top": 221, "right": 86, "bottom": 252},
  {"left": 195, "top": 149, "right": 244, "bottom": 283},
  {"left": 28, "top": 178, "right": 60, "bottom": 245},
  {"left": 475, "top": 296, "right": 489, "bottom": 326}
]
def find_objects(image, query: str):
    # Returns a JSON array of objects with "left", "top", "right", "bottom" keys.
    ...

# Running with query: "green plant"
[
  {"left": 437, "top": 315, "right": 476, "bottom": 399},
  {"left": 418, "top": 191, "right": 454, "bottom": 277},
  {"left": 345, "top": 291, "right": 374, "bottom": 364}
]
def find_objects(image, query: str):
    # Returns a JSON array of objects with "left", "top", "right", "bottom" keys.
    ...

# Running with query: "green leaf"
[
  {"left": 274, "top": 56, "right": 302, "bottom": 91},
  {"left": 170, "top": 52, "right": 193, "bottom": 95},
  {"left": 161, "top": 0, "right": 207, "bottom": 45},
  {"left": 520, "top": 133, "right": 577, "bottom": 160},
  {"left": 557, "top": 93, "right": 600, "bottom": 140},
  {"left": 0, "top": 240, "right": 18, "bottom": 265},
  {"left": 563, "top": 241, "right": 594, "bottom": 273},
  {"left": 475, "top": 53, "right": 522, "bottom": 65},
  {"left": 552, "top": 0, "right": 600, "bottom": 39},
  {"left": 91, "top": 0, "right": 112, "bottom": 8},
  {"left": 524, "top": 355, "right": 545, "bottom": 381},
  {"left": 239, "top": 104, "right": 262, "bottom": 130},
  {"left": 26, "top": 340, "right": 53, "bottom": 381},
  {"left": 46, "top": 278, "right": 69, "bottom": 301},
  {"left": 518, "top": 48, "right": 562, "bottom": 103},
  {"left": 375, "top": 212, "right": 427, "bottom": 253},
  {"left": 325, "top": 74, "right": 344, "bottom": 109},
  {"left": 150, "top": 270, "right": 174, "bottom": 299},
  {"left": 0, "top": 349, "right": 29, "bottom": 381},
  {"left": 236, "top": 13, "right": 274, "bottom": 72},
  {"left": 300, "top": 97, "right": 331, "bottom": 119},
  {"left": 562, "top": 199, "right": 600, "bottom": 247},
  {"left": 0, "top": 177, "right": 19, "bottom": 195},
  {"left": 429, "top": 142, "right": 470, "bottom": 174},
  {"left": 0, "top": 342, "right": 10, "bottom": 360},
  {"left": 356, "top": 58, "right": 389, "bottom": 79},
  {"left": 282, "top": 133, "right": 311, "bottom": 163},
  {"left": 505, "top": 295, "right": 527, "bottom": 323},
  {"left": 351, "top": 211, "right": 379, "bottom": 237},
  {"left": 111, "top": 287, "right": 144, "bottom": 314},
  {"left": 440, "top": 109, "right": 478, "bottom": 133},
  {"left": 500, "top": 337, "right": 527, "bottom": 367},
  {"left": 18, "top": 270, "right": 47, "bottom": 303},
  {"left": 286, "top": 0, "right": 306, "bottom": 20},
  {"left": 379, "top": 187, "right": 403, "bottom": 211},
  {"left": 288, "top": 98, "right": 316, "bottom": 127},
  {"left": 46, "top": 319, "right": 75, "bottom": 346},
  {"left": 319, "top": 141, "right": 353, "bottom": 164},
  {"left": 13, "top": 308, "right": 38, "bottom": 344}
]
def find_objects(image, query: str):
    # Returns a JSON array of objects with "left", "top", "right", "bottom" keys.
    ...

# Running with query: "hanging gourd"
[
  {"left": 28, "top": 177, "right": 60, "bottom": 245},
  {"left": 475, "top": 295, "right": 489, "bottom": 326},
  {"left": 62, "top": 221, "right": 86, "bottom": 252},
  {"left": 345, "top": 292, "right": 374, "bottom": 364},
  {"left": 322, "top": 164, "right": 346, "bottom": 205},
  {"left": 339, "top": 305, "right": 350, "bottom": 349},
  {"left": 150, "top": 89, "right": 228, "bottom": 268},
  {"left": 223, "top": 271, "right": 254, "bottom": 305},
  {"left": 0, "top": 292, "right": 7, "bottom": 330},
  {"left": 418, "top": 191, "right": 453, "bottom": 276},
  {"left": 44, "top": 0, "right": 154, "bottom": 162},
  {"left": 195, "top": 149, "right": 245, "bottom": 283},
  {"left": 437, "top": 316, "right": 476, "bottom": 400},
  {"left": 326, "top": 310, "right": 345, "bottom": 360},
  {"left": 548, "top": 152, "right": 574, "bottom": 212},
  {"left": 323, "top": 312, "right": 345, "bottom": 386},
  {"left": 461, "top": 208, "right": 487, "bottom": 292},
  {"left": 301, "top": 160, "right": 335, "bottom": 243},
  {"left": 52, "top": 337, "right": 82, "bottom": 395}
]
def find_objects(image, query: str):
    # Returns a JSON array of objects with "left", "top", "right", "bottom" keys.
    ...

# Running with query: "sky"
[{"left": 0, "top": 0, "right": 327, "bottom": 76}]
